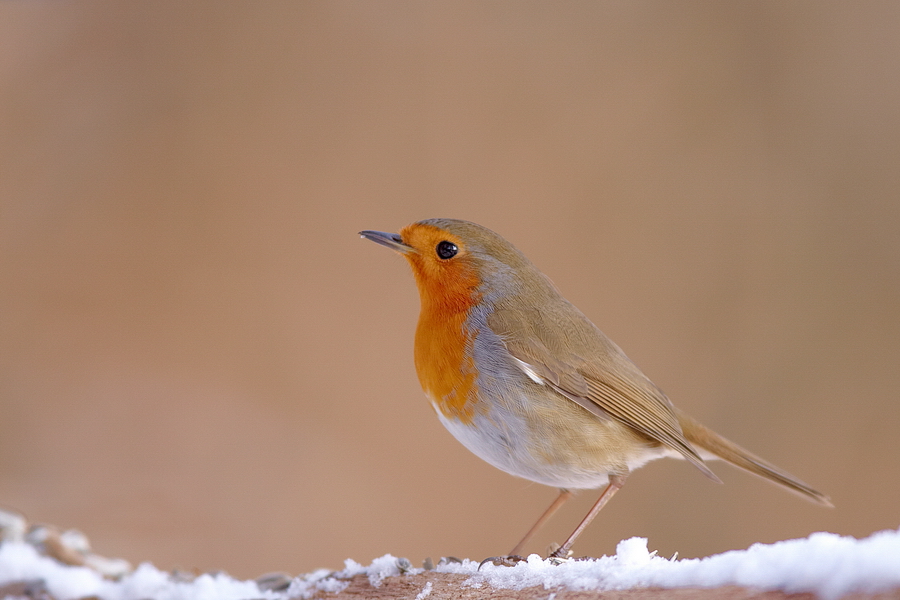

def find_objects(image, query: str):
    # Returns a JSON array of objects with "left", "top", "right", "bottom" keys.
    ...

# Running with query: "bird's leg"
[
  {"left": 509, "top": 489, "right": 573, "bottom": 556},
  {"left": 549, "top": 473, "right": 628, "bottom": 559},
  {"left": 480, "top": 488, "right": 575, "bottom": 569}
]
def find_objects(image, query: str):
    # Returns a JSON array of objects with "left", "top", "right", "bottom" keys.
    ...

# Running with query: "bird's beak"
[{"left": 359, "top": 230, "right": 415, "bottom": 254}]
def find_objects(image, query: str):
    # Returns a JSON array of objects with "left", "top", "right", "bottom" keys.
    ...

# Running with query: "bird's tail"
[{"left": 678, "top": 410, "right": 833, "bottom": 507}]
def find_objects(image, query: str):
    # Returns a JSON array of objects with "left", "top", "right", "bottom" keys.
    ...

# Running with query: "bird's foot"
[
  {"left": 546, "top": 542, "right": 572, "bottom": 562},
  {"left": 477, "top": 555, "right": 527, "bottom": 569}
]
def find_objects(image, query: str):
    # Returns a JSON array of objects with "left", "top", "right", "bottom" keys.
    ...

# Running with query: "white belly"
[{"left": 432, "top": 398, "right": 668, "bottom": 490}]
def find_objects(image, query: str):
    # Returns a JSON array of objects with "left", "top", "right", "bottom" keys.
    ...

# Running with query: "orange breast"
[
  {"left": 407, "top": 256, "right": 482, "bottom": 424},
  {"left": 414, "top": 305, "right": 479, "bottom": 424}
]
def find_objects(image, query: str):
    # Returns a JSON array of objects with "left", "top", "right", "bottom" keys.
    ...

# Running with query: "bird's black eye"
[{"left": 436, "top": 240, "right": 458, "bottom": 259}]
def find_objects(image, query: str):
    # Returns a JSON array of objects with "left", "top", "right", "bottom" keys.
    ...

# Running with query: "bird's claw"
[
  {"left": 478, "top": 555, "right": 527, "bottom": 569},
  {"left": 547, "top": 543, "right": 573, "bottom": 562}
]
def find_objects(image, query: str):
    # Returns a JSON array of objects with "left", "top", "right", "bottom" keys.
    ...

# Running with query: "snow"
[
  {"left": 0, "top": 543, "right": 281, "bottom": 600},
  {"left": 2, "top": 528, "right": 900, "bottom": 600},
  {"left": 466, "top": 531, "right": 900, "bottom": 600},
  {"left": 414, "top": 580, "right": 433, "bottom": 599}
]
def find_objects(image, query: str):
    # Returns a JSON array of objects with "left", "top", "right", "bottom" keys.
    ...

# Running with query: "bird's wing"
[{"left": 489, "top": 303, "right": 719, "bottom": 481}]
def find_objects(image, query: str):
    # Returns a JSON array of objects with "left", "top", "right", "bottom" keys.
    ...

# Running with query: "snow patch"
[
  {"left": 415, "top": 580, "right": 433, "bottom": 599},
  {"left": 0, "top": 543, "right": 280, "bottom": 600},
  {"left": 468, "top": 530, "right": 900, "bottom": 600},
  {"left": 2, "top": 528, "right": 900, "bottom": 600}
]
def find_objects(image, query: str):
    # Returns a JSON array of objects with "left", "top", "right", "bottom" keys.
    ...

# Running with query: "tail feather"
[{"left": 678, "top": 410, "right": 833, "bottom": 507}]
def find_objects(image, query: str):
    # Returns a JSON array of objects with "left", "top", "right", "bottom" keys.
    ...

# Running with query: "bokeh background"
[{"left": 2, "top": 0, "right": 898, "bottom": 580}]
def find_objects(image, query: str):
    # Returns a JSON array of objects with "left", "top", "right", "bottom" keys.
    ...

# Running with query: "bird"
[{"left": 359, "top": 218, "right": 831, "bottom": 560}]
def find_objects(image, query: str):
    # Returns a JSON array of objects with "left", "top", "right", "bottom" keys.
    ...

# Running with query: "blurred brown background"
[{"left": 1, "top": 0, "right": 898, "bottom": 580}]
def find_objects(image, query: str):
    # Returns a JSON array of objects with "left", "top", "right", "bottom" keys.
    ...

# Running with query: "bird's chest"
[
  {"left": 415, "top": 313, "right": 658, "bottom": 489},
  {"left": 413, "top": 306, "right": 480, "bottom": 424}
]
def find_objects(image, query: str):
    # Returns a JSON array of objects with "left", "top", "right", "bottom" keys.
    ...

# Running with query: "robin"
[{"left": 359, "top": 218, "right": 830, "bottom": 560}]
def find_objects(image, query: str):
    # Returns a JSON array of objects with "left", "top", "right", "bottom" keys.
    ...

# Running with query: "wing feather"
[{"left": 490, "top": 304, "right": 719, "bottom": 481}]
